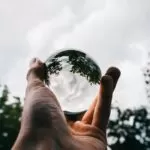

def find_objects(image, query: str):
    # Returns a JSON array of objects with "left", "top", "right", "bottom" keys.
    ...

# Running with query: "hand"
[
  {"left": 68, "top": 67, "right": 120, "bottom": 150},
  {"left": 12, "top": 58, "right": 120, "bottom": 150}
]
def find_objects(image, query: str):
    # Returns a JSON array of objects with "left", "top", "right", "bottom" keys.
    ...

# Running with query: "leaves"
[
  {"left": 108, "top": 107, "right": 150, "bottom": 150},
  {"left": 0, "top": 86, "right": 22, "bottom": 150}
]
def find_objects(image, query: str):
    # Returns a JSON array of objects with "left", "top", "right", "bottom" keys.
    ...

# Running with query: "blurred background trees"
[
  {"left": 108, "top": 107, "right": 150, "bottom": 150},
  {"left": 143, "top": 52, "right": 150, "bottom": 100},
  {"left": 0, "top": 86, "right": 22, "bottom": 150}
]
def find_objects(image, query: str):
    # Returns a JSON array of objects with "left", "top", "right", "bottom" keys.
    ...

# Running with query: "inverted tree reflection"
[{"left": 45, "top": 49, "right": 101, "bottom": 85}]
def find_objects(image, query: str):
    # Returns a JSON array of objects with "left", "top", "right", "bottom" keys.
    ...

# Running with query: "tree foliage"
[
  {"left": 108, "top": 107, "right": 150, "bottom": 150},
  {"left": 0, "top": 86, "right": 22, "bottom": 150}
]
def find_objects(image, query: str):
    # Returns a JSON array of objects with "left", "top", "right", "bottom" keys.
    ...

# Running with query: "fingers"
[
  {"left": 81, "top": 67, "right": 121, "bottom": 124},
  {"left": 27, "top": 58, "right": 46, "bottom": 81},
  {"left": 29, "top": 58, "right": 43, "bottom": 68},
  {"left": 92, "top": 75, "right": 113, "bottom": 130},
  {"left": 92, "top": 67, "right": 121, "bottom": 130}
]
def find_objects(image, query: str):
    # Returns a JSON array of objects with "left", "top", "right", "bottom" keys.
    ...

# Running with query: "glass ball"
[{"left": 45, "top": 49, "right": 101, "bottom": 114}]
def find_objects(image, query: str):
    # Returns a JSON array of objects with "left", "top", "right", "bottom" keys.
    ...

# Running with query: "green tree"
[
  {"left": 0, "top": 85, "right": 22, "bottom": 150},
  {"left": 108, "top": 107, "right": 150, "bottom": 150}
]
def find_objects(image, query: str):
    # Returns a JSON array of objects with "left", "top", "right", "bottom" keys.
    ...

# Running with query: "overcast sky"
[{"left": 0, "top": 0, "right": 150, "bottom": 109}]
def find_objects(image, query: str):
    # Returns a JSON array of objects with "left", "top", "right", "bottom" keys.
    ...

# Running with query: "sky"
[{"left": 0, "top": 0, "right": 150, "bottom": 110}]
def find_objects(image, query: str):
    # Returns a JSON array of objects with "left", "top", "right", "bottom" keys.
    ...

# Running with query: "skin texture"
[{"left": 12, "top": 58, "right": 121, "bottom": 150}]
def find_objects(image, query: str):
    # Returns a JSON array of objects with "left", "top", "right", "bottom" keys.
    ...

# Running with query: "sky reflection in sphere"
[{"left": 45, "top": 49, "right": 101, "bottom": 113}]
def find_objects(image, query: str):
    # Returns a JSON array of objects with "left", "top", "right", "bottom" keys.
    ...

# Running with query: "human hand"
[
  {"left": 12, "top": 58, "right": 120, "bottom": 150},
  {"left": 67, "top": 66, "right": 121, "bottom": 150}
]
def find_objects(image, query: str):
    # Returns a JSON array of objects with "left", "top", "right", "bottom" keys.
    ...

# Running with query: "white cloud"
[
  {"left": 113, "top": 60, "right": 148, "bottom": 109},
  {"left": 0, "top": 0, "right": 149, "bottom": 109}
]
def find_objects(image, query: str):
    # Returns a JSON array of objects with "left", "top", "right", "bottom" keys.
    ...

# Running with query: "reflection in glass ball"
[{"left": 45, "top": 49, "right": 101, "bottom": 113}]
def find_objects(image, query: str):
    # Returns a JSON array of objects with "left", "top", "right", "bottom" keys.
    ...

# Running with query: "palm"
[{"left": 71, "top": 121, "right": 106, "bottom": 150}]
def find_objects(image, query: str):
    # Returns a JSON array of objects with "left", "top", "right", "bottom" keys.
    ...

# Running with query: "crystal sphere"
[{"left": 45, "top": 49, "right": 101, "bottom": 114}]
